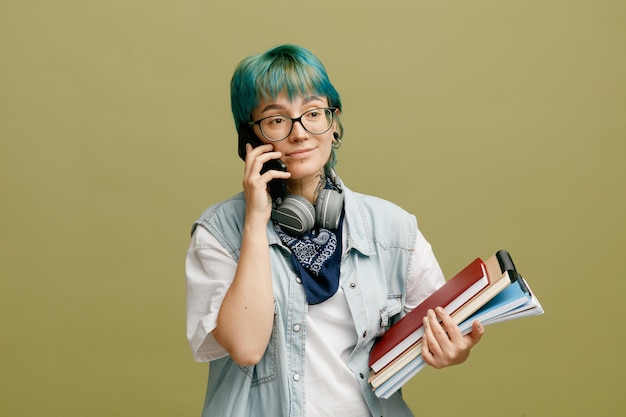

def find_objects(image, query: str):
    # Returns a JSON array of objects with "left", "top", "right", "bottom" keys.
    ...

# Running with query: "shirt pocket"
[
  {"left": 377, "top": 293, "right": 403, "bottom": 335},
  {"left": 238, "top": 317, "right": 279, "bottom": 386}
]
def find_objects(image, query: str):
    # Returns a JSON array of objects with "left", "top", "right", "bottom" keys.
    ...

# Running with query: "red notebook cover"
[{"left": 369, "top": 257, "right": 488, "bottom": 370}]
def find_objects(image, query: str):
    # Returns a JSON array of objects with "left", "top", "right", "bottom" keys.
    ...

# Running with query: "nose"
[{"left": 288, "top": 119, "right": 308, "bottom": 141}]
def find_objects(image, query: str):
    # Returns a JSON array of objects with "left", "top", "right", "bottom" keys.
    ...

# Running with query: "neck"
[{"left": 286, "top": 170, "right": 326, "bottom": 204}]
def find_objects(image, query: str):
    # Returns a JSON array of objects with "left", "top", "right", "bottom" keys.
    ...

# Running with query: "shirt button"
[
  {"left": 293, "top": 374, "right": 300, "bottom": 381},
  {"left": 349, "top": 282, "right": 357, "bottom": 289},
  {"left": 293, "top": 324, "right": 301, "bottom": 332},
  {"left": 362, "top": 330, "right": 368, "bottom": 338},
  {"left": 296, "top": 277, "right": 302, "bottom": 284}
]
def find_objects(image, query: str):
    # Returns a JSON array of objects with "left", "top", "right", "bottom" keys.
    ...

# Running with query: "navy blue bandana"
[{"left": 274, "top": 214, "right": 343, "bottom": 305}]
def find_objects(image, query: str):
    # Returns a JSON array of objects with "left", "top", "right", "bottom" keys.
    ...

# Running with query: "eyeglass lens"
[{"left": 260, "top": 108, "right": 333, "bottom": 141}]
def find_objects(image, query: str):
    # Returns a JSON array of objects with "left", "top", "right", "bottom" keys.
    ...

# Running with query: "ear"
[{"left": 333, "top": 117, "right": 344, "bottom": 140}]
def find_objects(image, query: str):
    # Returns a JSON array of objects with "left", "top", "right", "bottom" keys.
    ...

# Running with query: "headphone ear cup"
[
  {"left": 272, "top": 194, "right": 316, "bottom": 236},
  {"left": 315, "top": 189, "right": 344, "bottom": 230}
]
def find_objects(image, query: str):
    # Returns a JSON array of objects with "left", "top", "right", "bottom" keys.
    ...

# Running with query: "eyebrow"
[{"left": 259, "top": 95, "right": 325, "bottom": 114}]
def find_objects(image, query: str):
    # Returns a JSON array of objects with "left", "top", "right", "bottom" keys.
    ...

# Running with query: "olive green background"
[{"left": 2, "top": 0, "right": 624, "bottom": 416}]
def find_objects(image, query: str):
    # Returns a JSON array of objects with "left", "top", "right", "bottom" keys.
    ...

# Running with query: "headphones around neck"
[{"left": 271, "top": 168, "right": 344, "bottom": 236}]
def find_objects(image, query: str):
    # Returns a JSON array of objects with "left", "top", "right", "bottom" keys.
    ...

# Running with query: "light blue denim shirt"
[{"left": 191, "top": 185, "right": 438, "bottom": 417}]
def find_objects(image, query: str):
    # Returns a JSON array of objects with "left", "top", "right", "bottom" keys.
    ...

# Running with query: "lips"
[{"left": 286, "top": 147, "right": 316, "bottom": 158}]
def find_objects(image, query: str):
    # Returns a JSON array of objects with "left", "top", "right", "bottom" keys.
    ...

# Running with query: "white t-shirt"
[{"left": 186, "top": 226, "right": 445, "bottom": 416}]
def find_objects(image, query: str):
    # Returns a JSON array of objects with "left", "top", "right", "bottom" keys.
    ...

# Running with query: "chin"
[{"left": 285, "top": 161, "right": 325, "bottom": 179}]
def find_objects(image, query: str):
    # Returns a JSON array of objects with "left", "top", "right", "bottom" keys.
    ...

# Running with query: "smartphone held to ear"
[{"left": 238, "top": 123, "right": 287, "bottom": 203}]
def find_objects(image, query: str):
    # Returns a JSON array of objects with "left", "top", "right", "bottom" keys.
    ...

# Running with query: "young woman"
[{"left": 186, "top": 44, "right": 484, "bottom": 417}]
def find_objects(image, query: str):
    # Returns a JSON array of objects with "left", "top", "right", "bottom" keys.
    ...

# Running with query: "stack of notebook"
[{"left": 368, "top": 250, "right": 544, "bottom": 399}]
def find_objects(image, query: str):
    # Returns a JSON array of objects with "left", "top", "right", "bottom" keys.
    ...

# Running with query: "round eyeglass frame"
[{"left": 248, "top": 107, "right": 337, "bottom": 142}]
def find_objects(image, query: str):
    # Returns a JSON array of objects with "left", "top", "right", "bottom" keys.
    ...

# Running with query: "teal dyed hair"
[{"left": 230, "top": 44, "right": 343, "bottom": 169}]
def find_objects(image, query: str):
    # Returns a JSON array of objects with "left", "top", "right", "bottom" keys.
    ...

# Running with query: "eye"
[
  {"left": 305, "top": 109, "right": 322, "bottom": 120},
  {"left": 267, "top": 115, "right": 288, "bottom": 126}
]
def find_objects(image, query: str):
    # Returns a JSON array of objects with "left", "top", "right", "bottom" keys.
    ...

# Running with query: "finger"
[
  {"left": 423, "top": 310, "right": 443, "bottom": 355},
  {"left": 466, "top": 320, "right": 485, "bottom": 347},
  {"left": 245, "top": 142, "right": 272, "bottom": 157},
  {"left": 421, "top": 316, "right": 435, "bottom": 366},
  {"left": 243, "top": 143, "right": 272, "bottom": 169},
  {"left": 261, "top": 169, "right": 291, "bottom": 183},
  {"left": 422, "top": 313, "right": 445, "bottom": 368},
  {"left": 244, "top": 146, "right": 282, "bottom": 177},
  {"left": 435, "top": 307, "right": 463, "bottom": 342},
  {"left": 254, "top": 153, "right": 285, "bottom": 174},
  {"left": 427, "top": 308, "right": 451, "bottom": 348}
]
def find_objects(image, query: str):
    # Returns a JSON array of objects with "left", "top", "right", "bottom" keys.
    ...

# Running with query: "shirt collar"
[{"left": 341, "top": 185, "right": 376, "bottom": 257}]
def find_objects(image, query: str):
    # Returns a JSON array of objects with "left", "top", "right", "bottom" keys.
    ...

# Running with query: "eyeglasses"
[{"left": 249, "top": 107, "right": 337, "bottom": 142}]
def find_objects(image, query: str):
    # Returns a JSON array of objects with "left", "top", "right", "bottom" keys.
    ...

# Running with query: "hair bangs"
[{"left": 257, "top": 57, "right": 325, "bottom": 103}]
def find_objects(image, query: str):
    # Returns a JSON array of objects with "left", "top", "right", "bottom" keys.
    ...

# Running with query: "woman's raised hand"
[{"left": 242, "top": 143, "right": 291, "bottom": 222}]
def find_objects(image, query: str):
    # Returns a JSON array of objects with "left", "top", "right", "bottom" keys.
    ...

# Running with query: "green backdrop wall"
[{"left": 2, "top": 1, "right": 624, "bottom": 416}]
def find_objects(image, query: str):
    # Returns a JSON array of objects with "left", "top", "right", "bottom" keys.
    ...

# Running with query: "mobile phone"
[{"left": 237, "top": 122, "right": 287, "bottom": 202}]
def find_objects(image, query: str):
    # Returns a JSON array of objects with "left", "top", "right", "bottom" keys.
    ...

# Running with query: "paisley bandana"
[{"left": 275, "top": 219, "right": 343, "bottom": 304}]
